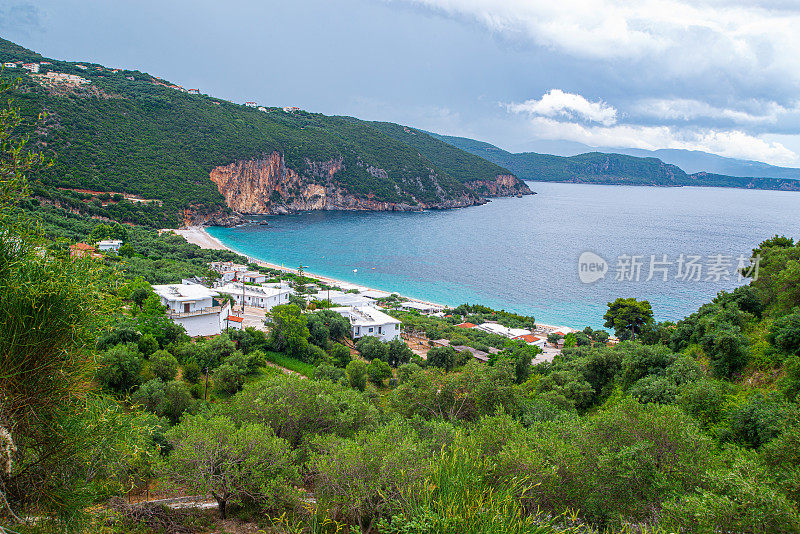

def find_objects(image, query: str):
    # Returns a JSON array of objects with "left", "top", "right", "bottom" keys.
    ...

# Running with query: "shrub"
[
  {"left": 368, "top": 358, "right": 393, "bottom": 386},
  {"left": 214, "top": 363, "right": 245, "bottom": 395},
  {"left": 96, "top": 343, "right": 142, "bottom": 393},
  {"left": 346, "top": 360, "right": 369, "bottom": 392},
  {"left": 149, "top": 350, "right": 179, "bottom": 381},
  {"left": 164, "top": 416, "right": 299, "bottom": 519},
  {"left": 137, "top": 333, "right": 159, "bottom": 357},
  {"left": 356, "top": 336, "right": 389, "bottom": 363},
  {"left": 328, "top": 342, "right": 352, "bottom": 368}
]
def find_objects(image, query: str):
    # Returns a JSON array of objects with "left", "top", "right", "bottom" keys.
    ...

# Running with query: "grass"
[{"left": 263, "top": 351, "right": 316, "bottom": 378}]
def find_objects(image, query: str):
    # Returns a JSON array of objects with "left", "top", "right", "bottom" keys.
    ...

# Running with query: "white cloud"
[
  {"left": 632, "top": 98, "right": 793, "bottom": 125},
  {"left": 395, "top": 0, "right": 800, "bottom": 87},
  {"left": 505, "top": 89, "right": 617, "bottom": 125},
  {"left": 522, "top": 116, "right": 799, "bottom": 166}
]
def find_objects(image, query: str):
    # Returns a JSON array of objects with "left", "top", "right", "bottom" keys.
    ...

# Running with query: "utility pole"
[{"left": 203, "top": 367, "right": 209, "bottom": 402}]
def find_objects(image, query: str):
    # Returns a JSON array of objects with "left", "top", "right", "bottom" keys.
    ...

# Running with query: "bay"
[{"left": 207, "top": 182, "right": 800, "bottom": 329}]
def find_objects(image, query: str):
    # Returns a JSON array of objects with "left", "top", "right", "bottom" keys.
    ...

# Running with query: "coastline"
[{"left": 170, "top": 225, "right": 576, "bottom": 334}]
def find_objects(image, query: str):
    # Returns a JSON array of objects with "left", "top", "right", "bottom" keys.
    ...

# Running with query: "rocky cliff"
[
  {"left": 464, "top": 174, "right": 533, "bottom": 197},
  {"left": 209, "top": 152, "right": 505, "bottom": 216}
]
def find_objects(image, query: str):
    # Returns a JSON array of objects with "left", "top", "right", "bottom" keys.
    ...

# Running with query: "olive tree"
[{"left": 164, "top": 416, "right": 298, "bottom": 518}]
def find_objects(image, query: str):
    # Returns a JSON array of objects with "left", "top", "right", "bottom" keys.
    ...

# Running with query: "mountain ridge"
[
  {"left": 433, "top": 133, "right": 800, "bottom": 191},
  {"left": 0, "top": 38, "right": 530, "bottom": 227}
]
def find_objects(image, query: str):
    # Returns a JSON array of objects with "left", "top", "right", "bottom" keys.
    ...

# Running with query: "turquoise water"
[{"left": 207, "top": 182, "right": 800, "bottom": 329}]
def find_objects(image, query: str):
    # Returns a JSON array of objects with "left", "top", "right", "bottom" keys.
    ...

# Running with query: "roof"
[
  {"left": 152, "top": 283, "right": 219, "bottom": 302},
  {"left": 452, "top": 345, "right": 489, "bottom": 361},
  {"left": 399, "top": 301, "right": 444, "bottom": 311},
  {"left": 476, "top": 323, "right": 531, "bottom": 338},
  {"left": 514, "top": 334, "right": 541, "bottom": 344},
  {"left": 334, "top": 306, "right": 401, "bottom": 327},
  {"left": 217, "top": 282, "right": 289, "bottom": 299},
  {"left": 456, "top": 322, "right": 477, "bottom": 328},
  {"left": 226, "top": 315, "right": 244, "bottom": 323},
  {"left": 97, "top": 239, "right": 122, "bottom": 245},
  {"left": 71, "top": 242, "right": 95, "bottom": 250}
]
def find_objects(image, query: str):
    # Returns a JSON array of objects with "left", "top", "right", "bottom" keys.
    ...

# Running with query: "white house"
[
  {"left": 475, "top": 322, "right": 532, "bottom": 339},
  {"left": 258, "top": 106, "right": 267, "bottom": 112},
  {"left": 3, "top": 62, "right": 16, "bottom": 68},
  {"left": 239, "top": 271, "right": 267, "bottom": 284},
  {"left": 97, "top": 239, "right": 123, "bottom": 252},
  {"left": 21, "top": 63, "right": 39, "bottom": 73},
  {"left": 398, "top": 301, "right": 444, "bottom": 314},
  {"left": 333, "top": 306, "right": 402, "bottom": 342},
  {"left": 217, "top": 282, "right": 291, "bottom": 310},
  {"left": 311, "top": 290, "right": 375, "bottom": 308},
  {"left": 245, "top": 101, "right": 257, "bottom": 107},
  {"left": 152, "top": 283, "right": 222, "bottom": 337}
]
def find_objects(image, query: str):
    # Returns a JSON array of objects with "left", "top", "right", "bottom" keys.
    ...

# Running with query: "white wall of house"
[
  {"left": 176, "top": 313, "right": 221, "bottom": 337},
  {"left": 352, "top": 321, "right": 401, "bottom": 342},
  {"left": 160, "top": 295, "right": 215, "bottom": 315}
]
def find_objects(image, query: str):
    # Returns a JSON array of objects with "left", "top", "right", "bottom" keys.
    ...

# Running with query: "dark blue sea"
[{"left": 207, "top": 182, "right": 800, "bottom": 329}]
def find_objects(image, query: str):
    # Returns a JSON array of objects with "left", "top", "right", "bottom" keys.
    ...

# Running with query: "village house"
[
  {"left": 475, "top": 322, "right": 532, "bottom": 339},
  {"left": 398, "top": 301, "right": 444, "bottom": 314},
  {"left": 188, "top": 88, "right": 200, "bottom": 94},
  {"left": 3, "top": 62, "right": 16, "bottom": 68},
  {"left": 97, "top": 239, "right": 123, "bottom": 252},
  {"left": 258, "top": 106, "right": 267, "bottom": 112},
  {"left": 152, "top": 283, "right": 224, "bottom": 337},
  {"left": 245, "top": 101, "right": 257, "bottom": 107},
  {"left": 333, "top": 306, "right": 402, "bottom": 342},
  {"left": 21, "top": 63, "right": 39, "bottom": 73},
  {"left": 311, "top": 289, "right": 375, "bottom": 308},
  {"left": 217, "top": 282, "right": 292, "bottom": 310},
  {"left": 75, "top": 64, "right": 88, "bottom": 70},
  {"left": 239, "top": 271, "right": 267, "bottom": 284},
  {"left": 282, "top": 106, "right": 301, "bottom": 113}
]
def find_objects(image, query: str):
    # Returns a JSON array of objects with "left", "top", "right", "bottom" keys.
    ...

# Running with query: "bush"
[
  {"left": 164, "top": 416, "right": 299, "bottom": 518},
  {"left": 356, "top": 336, "right": 389, "bottom": 363},
  {"left": 137, "top": 333, "right": 159, "bottom": 357},
  {"left": 387, "top": 338, "right": 413, "bottom": 368},
  {"left": 346, "top": 360, "right": 369, "bottom": 392},
  {"left": 96, "top": 343, "right": 142, "bottom": 393},
  {"left": 182, "top": 360, "right": 202, "bottom": 383},
  {"left": 328, "top": 342, "right": 352, "bottom": 368},
  {"left": 368, "top": 358, "right": 393, "bottom": 387},
  {"left": 149, "top": 350, "right": 179, "bottom": 381},
  {"left": 314, "top": 363, "right": 346, "bottom": 384},
  {"left": 214, "top": 363, "right": 245, "bottom": 395}
]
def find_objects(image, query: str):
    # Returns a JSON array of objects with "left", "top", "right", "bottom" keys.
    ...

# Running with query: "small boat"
[{"left": 353, "top": 268, "right": 358, "bottom": 273}]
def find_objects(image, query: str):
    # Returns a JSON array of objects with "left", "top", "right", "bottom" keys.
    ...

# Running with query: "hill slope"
[
  {"left": 0, "top": 38, "right": 528, "bottom": 227},
  {"left": 434, "top": 133, "right": 800, "bottom": 191}
]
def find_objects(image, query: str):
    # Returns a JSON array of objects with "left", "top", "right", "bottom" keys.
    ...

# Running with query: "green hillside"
[
  {"left": 366, "top": 121, "right": 514, "bottom": 184},
  {"left": 0, "top": 38, "right": 518, "bottom": 227},
  {"left": 435, "top": 132, "right": 800, "bottom": 191}
]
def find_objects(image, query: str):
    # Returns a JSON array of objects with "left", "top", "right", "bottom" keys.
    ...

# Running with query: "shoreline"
[{"left": 169, "top": 226, "right": 577, "bottom": 334}]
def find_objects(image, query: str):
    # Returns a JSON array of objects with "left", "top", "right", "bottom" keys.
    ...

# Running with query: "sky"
[{"left": 2, "top": 0, "right": 800, "bottom": 166}]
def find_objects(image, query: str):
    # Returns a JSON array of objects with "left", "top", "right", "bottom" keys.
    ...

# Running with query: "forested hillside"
[
  {"left": 0, "top": 38, "right": 524, "bottom": 227},
  {"left": 435, "top": 132, "right": 800, "bottom": 191}
]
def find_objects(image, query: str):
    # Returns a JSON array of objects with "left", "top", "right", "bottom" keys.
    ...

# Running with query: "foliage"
[
  {"left": 268, "top": 304, "right": 310, "bottom": 360},
  {"left": 163, "top": 415, "right": 299, "bottom": 518},
  {"left": 603, "top": 298, "right": 655, "bottom": 339}
]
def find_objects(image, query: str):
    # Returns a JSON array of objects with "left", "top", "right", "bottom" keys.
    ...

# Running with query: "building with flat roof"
[
  {"left": 398, "top": 301, "right": 444, "bottom": 314},
  {"left": 217, "top": 282, "right": 291, "bottom": 310},
  {"left": 311, "top": 290, "right": 375, "bottom": 308},
  {"left": 152, "top": 283, "right": 222, "bottom": 337},
  {"left": 333, "top": 306, "right": 401, "bottom": 342},
  {"left": 97, "top": 239, "right": 123, "bottom": 252}
]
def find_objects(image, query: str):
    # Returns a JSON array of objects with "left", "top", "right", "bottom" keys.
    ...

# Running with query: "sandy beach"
[{"left": 168, "top": 226, "right": 576, "bottom": 333}]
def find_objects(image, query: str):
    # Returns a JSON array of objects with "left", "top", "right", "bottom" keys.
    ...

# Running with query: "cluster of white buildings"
[
  {"left": 41, "top": 71, "right": 90, "bottom": 85},
  {"left": 457, "top": 321, "right": 548, "bottom": 349}
]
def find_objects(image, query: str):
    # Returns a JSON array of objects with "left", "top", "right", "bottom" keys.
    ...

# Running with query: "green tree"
[
  {"left": 426, "top": 346, "right": 469, "bottom": 373},
  {"left": 149, "top": 349, "right": 179, "bottom": 381},
  {"left": 355, "top": 336, "right": 389, "bottom": 363},
  {"left": 346, "top": 360, "right": 369, "bottom": 392},
  {"left": 603, "top": 297, "right": 655, "bottom": 340},
  {"left": 268, "top": 304, "right": 309, "bottom": 359},
  {"left": 328, "top": 342, "right": 352, "bottom": 368},
  {"left": 137, "top": 333, "right": 158, "bottom": 357},
  {"left": 96, "top": 343, "right": 143, "bottom": 393},
  {"left": 387, "top": 338, "right": 413, "bottom": 368},
  {"left": 368, "top": 358, "right": 392, "bottom": 387},
  {"left": 164, "top": 416, "right": 298, "bottom": 519}
]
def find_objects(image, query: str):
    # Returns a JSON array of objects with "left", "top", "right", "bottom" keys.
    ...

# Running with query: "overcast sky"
[{"left": 2, "top": 0, "right": 800, "bottom": 166}]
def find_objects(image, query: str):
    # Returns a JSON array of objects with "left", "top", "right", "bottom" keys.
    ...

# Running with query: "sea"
[{"left": 207, "top": 182, "right": 800, "bottom": 329}]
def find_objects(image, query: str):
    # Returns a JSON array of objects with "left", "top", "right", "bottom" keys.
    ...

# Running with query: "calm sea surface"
[{"left": 207, "top": 182, "right": 800, "bottom": 329}]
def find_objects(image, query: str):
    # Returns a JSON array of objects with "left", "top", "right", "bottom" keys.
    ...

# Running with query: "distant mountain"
[
  {"left": 0, "top": 38, "right": 528, "bottom": 228},
  {"left": 434, "top": 133, "right": 800, "bottom": 192},
  {"left": 513, "top": 139, "right": 800, "bottom": 179}
]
